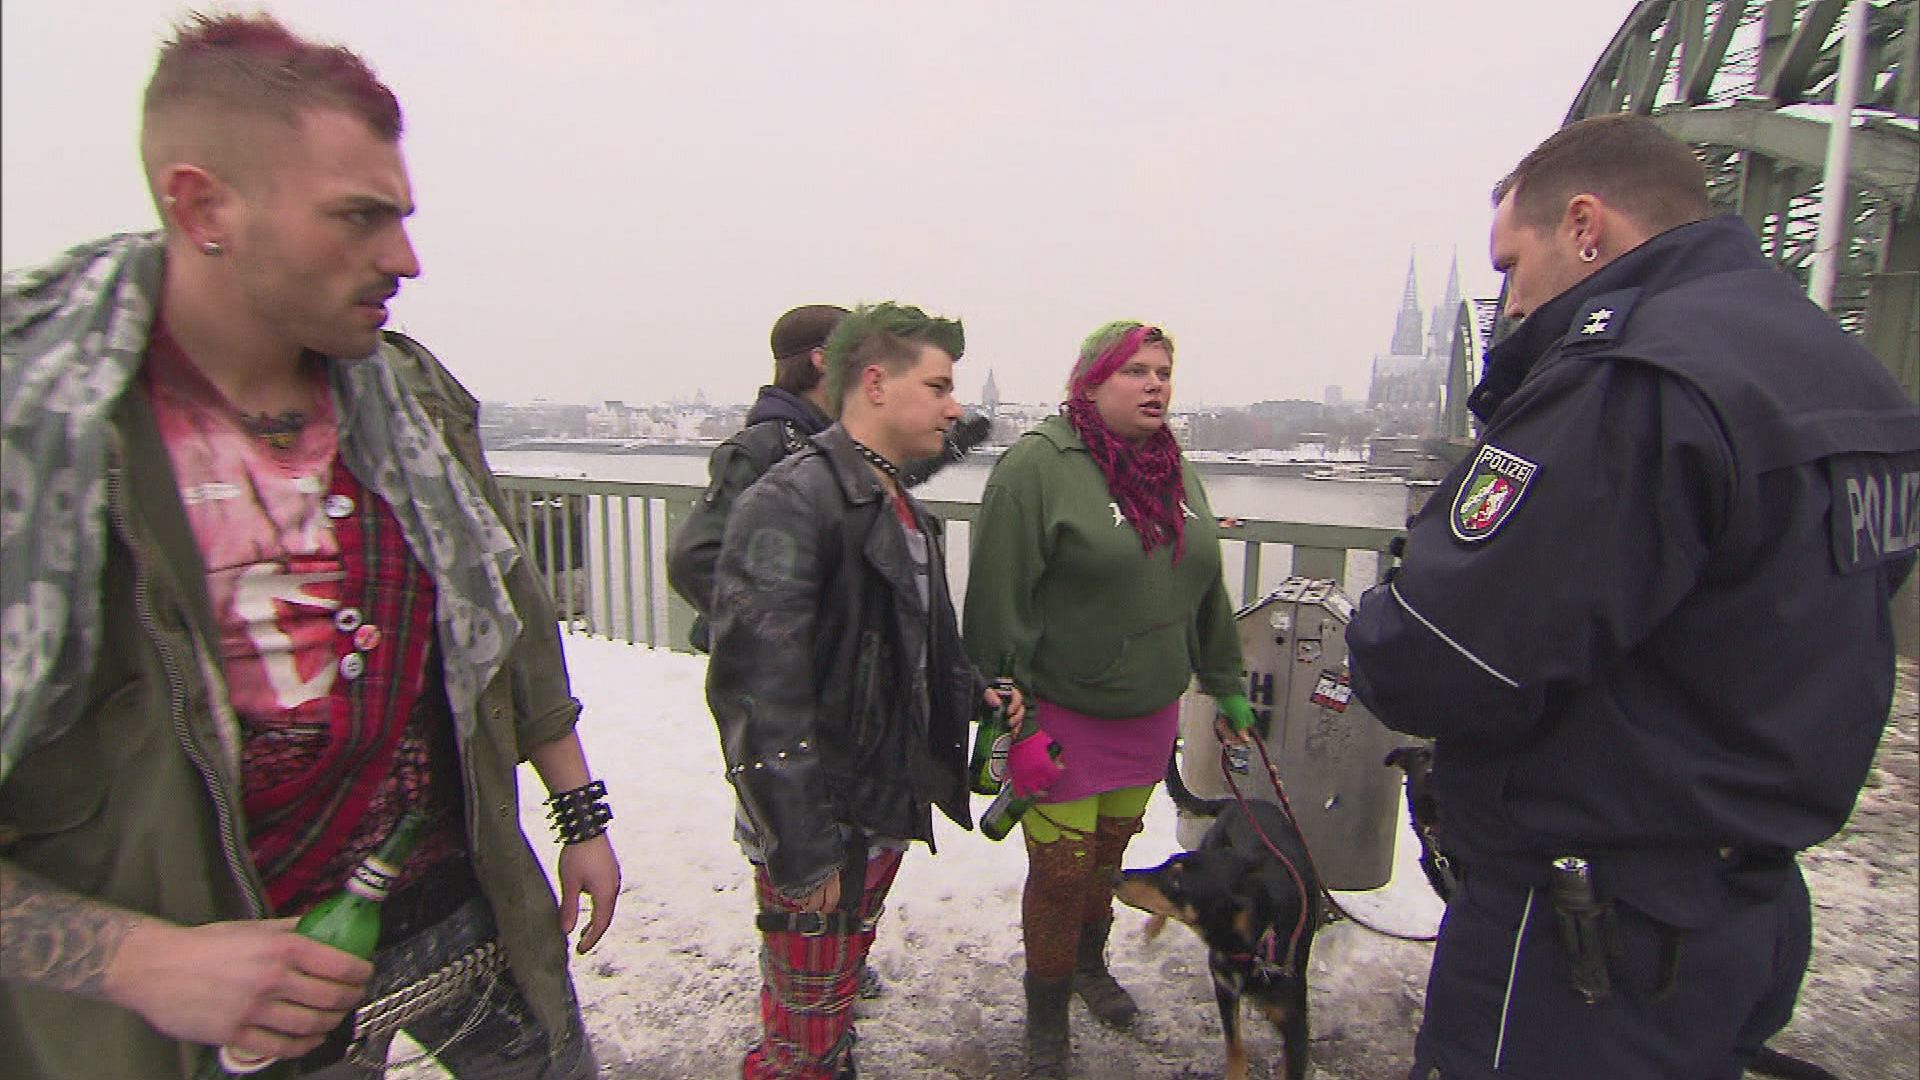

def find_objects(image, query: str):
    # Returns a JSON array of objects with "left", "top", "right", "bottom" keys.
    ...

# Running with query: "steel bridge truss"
[{"left": 1444, "top": 0, "right": 1918, "bottom": 437}]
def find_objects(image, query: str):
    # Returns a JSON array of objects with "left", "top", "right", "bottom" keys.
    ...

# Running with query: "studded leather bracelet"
[{"left": 545, "top": 779, "right": 613, "bottom": 844}]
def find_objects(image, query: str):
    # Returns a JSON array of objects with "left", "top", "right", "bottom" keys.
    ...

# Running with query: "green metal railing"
[{"left": 495, "top": 476, "right": 1403, "bottom": 650}]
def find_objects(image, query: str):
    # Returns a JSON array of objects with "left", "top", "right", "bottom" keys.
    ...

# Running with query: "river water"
[
  {"left": 486, "top": 447, "right": 1412, "bottom": 645},
  {"left": 487, "top": 448, "right": 1412, "bottom": 529}
]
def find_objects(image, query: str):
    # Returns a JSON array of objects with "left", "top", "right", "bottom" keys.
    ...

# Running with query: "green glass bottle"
[
  {"left": 213, "top": 810, "right": 428, "bottom": 1077},
  {"left": 967, "top": 652, "right": 1018, "bottom": 796},
  {"left": 979, "top": 734, "right": 1063, "bottom": 842}
]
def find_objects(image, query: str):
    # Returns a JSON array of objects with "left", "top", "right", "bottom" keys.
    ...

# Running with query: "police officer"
[{"left": 1346, "top": 114, "right": 1920, "bottom": 1080}]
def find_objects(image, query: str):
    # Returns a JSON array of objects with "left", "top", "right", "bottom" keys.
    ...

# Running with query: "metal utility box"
[{"left": 1176, "top": 576, "right": 1401, "bottom": 891}]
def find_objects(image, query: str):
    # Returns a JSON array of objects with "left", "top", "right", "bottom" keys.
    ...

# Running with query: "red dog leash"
[
  {"left": 1214, "top": 738, "right": 1439, "bottom": 948},
  {"left": 1218, "top": 742, "right": 1319, "bottom": 968}
]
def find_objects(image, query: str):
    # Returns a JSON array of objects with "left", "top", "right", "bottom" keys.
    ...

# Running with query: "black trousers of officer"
[{"left": 1408, "top": 863, "right": 1810, "bottom": 1080}]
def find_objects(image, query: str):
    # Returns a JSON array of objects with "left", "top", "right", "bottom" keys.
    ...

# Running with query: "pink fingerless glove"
[{"left": 1008, "top": 730, "right": 1065, "bottom": 797}]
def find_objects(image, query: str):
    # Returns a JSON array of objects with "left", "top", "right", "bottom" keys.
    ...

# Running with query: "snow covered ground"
[
  {"left": 390, "top": 634, "right": 1442, "bottom": 1079},
  {"left": 393, "top": 635, "right": 1917, "bottom": 1080}
]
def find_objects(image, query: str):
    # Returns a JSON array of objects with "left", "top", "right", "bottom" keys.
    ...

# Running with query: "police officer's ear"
[
  {"left": 1563, "top": 193, "right": 1603, "bottom": 253},
  {"left": 1566, "top": 193, "right": 1655, "bottom": 267}
]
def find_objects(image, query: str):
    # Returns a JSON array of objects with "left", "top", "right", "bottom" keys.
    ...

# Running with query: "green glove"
[{"left": 1217, "top": 693, "right": 1256, "bottom": 734}]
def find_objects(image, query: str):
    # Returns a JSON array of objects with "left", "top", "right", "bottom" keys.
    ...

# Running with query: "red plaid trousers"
[{"left": 744, "top": 849, "right": 903, "bottom": 1080}]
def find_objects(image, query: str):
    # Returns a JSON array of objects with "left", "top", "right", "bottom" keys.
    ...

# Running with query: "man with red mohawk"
[{"left": 1, "top": 14, "right": 617, "bottom": 1079}]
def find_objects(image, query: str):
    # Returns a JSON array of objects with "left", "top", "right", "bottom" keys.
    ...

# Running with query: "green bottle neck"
[
  {"left": 344, "top": 810, "right": 428, "bottom": 903},
  {"left": 342, "top": 857, "right": 402, "bottom": 903}
]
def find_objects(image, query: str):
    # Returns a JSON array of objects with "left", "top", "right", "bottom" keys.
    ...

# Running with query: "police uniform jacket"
[{"left": 1347, "top": 215, "right": 1920, "bottom": 927}]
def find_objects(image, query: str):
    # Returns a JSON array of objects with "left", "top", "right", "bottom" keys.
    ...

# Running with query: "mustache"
[{"left": 356, "top": 280, "right": 401, "bottom": 304}]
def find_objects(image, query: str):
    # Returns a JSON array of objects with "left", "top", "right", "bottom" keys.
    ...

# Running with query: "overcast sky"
[{"left": 3, "top": 2, "right": 1631, "bottom": 408}]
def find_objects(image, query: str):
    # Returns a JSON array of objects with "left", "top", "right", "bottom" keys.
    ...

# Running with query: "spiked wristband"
[{"left": 545, "top": 780, "right": 612, "bottom": 844}]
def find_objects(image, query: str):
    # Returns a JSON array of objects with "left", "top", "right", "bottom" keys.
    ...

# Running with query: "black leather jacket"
[{"left": 705, "top": 425, "right": 983, "bottom": 892}]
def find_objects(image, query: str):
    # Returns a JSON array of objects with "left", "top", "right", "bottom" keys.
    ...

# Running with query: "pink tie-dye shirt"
[{"left": 143, "top": 327, "right": 343, "bottom": 729}]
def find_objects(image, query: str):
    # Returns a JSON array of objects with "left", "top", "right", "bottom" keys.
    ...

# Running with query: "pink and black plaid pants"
[{"left": 743, "top": 849, "right": 903, "bottom": 1080}]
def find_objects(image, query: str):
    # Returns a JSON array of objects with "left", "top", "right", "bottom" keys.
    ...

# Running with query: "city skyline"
[{"left": 491, "top": 241, "right": 1473, "bottom": 415}]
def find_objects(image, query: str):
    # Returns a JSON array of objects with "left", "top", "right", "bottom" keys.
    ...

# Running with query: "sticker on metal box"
[{"left": 1310, "top": 669, "right": 1352, "bottom": 712}]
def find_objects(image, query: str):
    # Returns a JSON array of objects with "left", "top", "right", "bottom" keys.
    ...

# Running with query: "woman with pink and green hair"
[{"left": 963, "top": 320, "right": 1254, "bottom": 1078}]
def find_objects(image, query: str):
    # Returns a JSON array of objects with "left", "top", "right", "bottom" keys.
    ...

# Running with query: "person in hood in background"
[
  {"left": 670, "top": 304, "right": 991, "bottom": 654},
  {"left": 670, "top": 304, "right": 846, "bottom": 653},
  {"left": 962, "top": 320, "right": 1255, "bottom": 1079}
]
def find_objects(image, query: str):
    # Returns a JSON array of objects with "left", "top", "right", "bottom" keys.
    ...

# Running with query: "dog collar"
[{"left": 1227, "top": 928, "right": 1289, "bottom": 980}]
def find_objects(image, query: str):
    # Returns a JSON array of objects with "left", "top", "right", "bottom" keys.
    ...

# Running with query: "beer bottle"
[
  {"left": 979, "top": 733, "right": 1063, "bottom": 842},
  {"left": 213, "top": 809, "right": 428, "bottom": 1077},
  {"left": 967, "top": 652, "right": 1018, "bottom": 796}
]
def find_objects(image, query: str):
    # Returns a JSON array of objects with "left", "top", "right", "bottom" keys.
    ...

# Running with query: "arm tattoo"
[{"left": 0, "top": 861, "right": 142, "bottom": 998}]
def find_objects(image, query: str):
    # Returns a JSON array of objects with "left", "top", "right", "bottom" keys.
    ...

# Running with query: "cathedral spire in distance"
[
  {"left": 1429, "top": 246, "right": 1463, "bottom": 359},
  {"left": 1389, "top": 249, "right": 1424, "bottom": 356}
]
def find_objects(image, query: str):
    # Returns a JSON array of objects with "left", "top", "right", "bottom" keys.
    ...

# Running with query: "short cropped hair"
[
  {"left": 140, "top": 13, "right": 402, "bottom": 206},
  {"left": 769, "top": 305, "right": 848, "bottom": 395},
  {"left": 822, "top": 303, "right": 966, "bottom": 414},
  {"left": 1493, "top": 114, "right": 1711, "bottom": 234}
]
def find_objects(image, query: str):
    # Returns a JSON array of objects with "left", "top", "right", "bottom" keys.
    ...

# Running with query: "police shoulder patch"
[
  {"left": 1561, "top": 288, "right": 1642, "bottom": 353},
  {"left": 1451, "top": 443, "right": 1538, "bottom": 542},
  {"left": 1828, "top": 451, "right": 1920, "bottom": 573}
]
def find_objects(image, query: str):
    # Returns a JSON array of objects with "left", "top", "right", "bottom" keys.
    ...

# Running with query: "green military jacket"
[
  {"left": 0, "top": 334, "right": 585, "bottom": 1080},
  {"left": 962, "top": 414, "right": 1245, "bottom": 718}
]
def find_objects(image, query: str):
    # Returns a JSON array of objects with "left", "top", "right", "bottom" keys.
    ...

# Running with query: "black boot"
[
  {"left": 1023, "top": 972, "right": 1073, "bottom": 1079},
  {"left": 1073, "top": 917, "right": 1139, "bottom": 1029}
]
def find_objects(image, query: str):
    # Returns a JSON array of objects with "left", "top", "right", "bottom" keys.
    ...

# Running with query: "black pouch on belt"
[{"left": 1549, "top": 855, "right": 1620, "bottom": 1004}]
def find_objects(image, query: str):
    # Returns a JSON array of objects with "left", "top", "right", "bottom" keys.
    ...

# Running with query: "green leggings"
[{"left": 1020, "top": 784, "right": 1155, "bottom": 844}]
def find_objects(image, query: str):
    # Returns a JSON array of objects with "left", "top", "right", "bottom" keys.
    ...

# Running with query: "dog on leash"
[{"left": 1114, "top": 752, "right": 1326, "bottom": 1080}]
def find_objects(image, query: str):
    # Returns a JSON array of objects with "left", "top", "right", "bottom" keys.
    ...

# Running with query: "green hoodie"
[{"left": 963, "top": 415, "right": 1244, "bottom": 718}]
